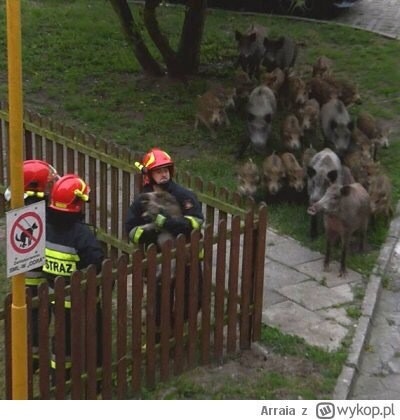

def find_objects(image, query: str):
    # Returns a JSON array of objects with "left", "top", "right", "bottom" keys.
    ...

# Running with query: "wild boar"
[
  {"left": 322, "top": 75, "right": 361, "bottom": 107},
  {"left": 235, "top": 24, "right": 268, "bottom": 79},
  {"left": 236, "top": 159, "right": 261, "bottom": 197},
  {"left": 296, "top": 98, "right": 320, "bottom": 132},
  {"left": 356, "top": 111, "right": 390, "bottom": 160},
  {"left": 281, "top": 152, "right": 305, "bottom": 192},
  {"left": 308, "top": 76, "right": 338, "bottom": 106},
  {"left": 194, "top": 90, "right": 230, "bottom": 139},
  {"left": 243, "top": 85, "right": 277, "bottom": 154},
  {"left": 312, "top": 56, "right": 333, "bottom": 78},
  {"left": 260, "top": 67, "right": 286, "bottom": 97},
  {"left": 281, "top": 114, "right": 303, "bottom": 151},
  {"left": 307, "top": 181, "right": 370, "bottom": 276},
  {"left": 209, "top": 85, "right": 237, "bottom": 110},
  {"left": 284, "top": 74, "right": 308, "bottom": 109},
  {"left": 343, "top": 148, "right": 376, "bottom": 190},
  {"left": 263, "top": 35, "right": 298, "bottom": 71},
  {"left": 368, "top": 173, "right": 393, "bottom": 224},
  {"left": 262, "top": 152, "right": 285, "bottom": 195},
  {"left": 301, "top": 144, "right": 317, "bottom": 169},
  {"left": 351, "top": 127, "right": 374, "bottom": 161},
  {"left": 139, "top": 191, "right": 183, "bottom": 248},
  {"left": 307, "top": 148, "right": 343, "bottom": 239},
  {"left": 320, "top": 98, "right": 354, "bottom": 158}
]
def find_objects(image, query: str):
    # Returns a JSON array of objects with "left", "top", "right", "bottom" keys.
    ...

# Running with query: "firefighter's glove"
[{"left": 155, "top": 212, "right": 167, "bottom": 229}]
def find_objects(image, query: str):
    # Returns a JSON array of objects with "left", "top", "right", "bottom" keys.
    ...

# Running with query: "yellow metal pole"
[{"left": 6, "top": 0, "right": 27, "bottom": 399}]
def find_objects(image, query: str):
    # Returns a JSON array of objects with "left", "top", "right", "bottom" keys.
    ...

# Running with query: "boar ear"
[
  {"left": 327, "top": 169, "right": 338, "bottom": 184},
  {"left": 235, "top": 30, "right": 242, "bottom": 42},
  {"left": 340, "top": 185, "right": 352, "bottom": 196},
  {"left": 307, "top": 166, "right": 316, "bottom": 178}
]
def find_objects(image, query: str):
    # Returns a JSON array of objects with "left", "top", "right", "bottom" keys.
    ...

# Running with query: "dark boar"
[
  {"left": 281, "top": 152, "right": 305, "bottom": 192},
  {"left": 262, "top": 152, "right": 285, "bottom": 195},
  {"left": 243, "top": 85, "right": 277, "bottom": 154},
  {"left": 235, "top": 24, "right": 268, "bottom": 79},
  {"left": 308, "top": 76, "right": 338, "bottom": 106},
  {"left": 139, "top": 191, "right": 183, "bottom": 248},
  {"left": 307, "top": 181, "right": 370, "bottom": 276},
  {"left": 236, "top": 159, "right": 261, "bottom": 197},
  {"left": 307, "top": 148, "right": 343, "bottom": 239},
  {"left": 263, "top": 36, "right": 298, "bottom": 71},
  {"left": 281, "top": 114, "right": 303, "bottom": 151},
  {"left": 320, "top": 98, "right": 353, "bottom": 158},
  {"left": 368, "top": 173, "right": 393, "bottom": 224}
]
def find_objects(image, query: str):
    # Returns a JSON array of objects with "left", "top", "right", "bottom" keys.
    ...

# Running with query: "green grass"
[{"left": 0, "top": 0, "right": 399, "bottom": 399}]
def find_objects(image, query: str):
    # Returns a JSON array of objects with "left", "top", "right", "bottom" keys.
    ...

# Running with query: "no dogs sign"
[{"left": 6, "top": 201, "right": 46, "bottom": 277}]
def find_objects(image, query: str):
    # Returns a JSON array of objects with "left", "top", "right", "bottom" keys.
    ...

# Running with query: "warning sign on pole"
[{"left": 6, "top": 201, "right": 46, "bottom": 277}]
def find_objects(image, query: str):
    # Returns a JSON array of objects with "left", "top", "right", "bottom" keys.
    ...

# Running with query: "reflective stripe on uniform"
[
  {"left": 184, "top": 215, "right": 203, "bottom": 230},
  {"left": 50, "top": 357, "right": 72, "bottom": 370},
  {"left": 130, "top": 226, "right": 144, "bottom": 244},
  {"left": 25, "top": 270, "right": 47, "bottom": 286},
  {"left": 43, "top": 241, "right": 80, "bottom": 276}
]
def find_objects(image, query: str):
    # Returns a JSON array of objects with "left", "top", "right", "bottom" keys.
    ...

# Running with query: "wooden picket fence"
[{"left": 0, "top": 103, "right": 268, "bottom": 399}]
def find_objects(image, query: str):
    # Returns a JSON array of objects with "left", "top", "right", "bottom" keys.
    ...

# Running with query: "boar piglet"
[
  {"left": 235, "top": 24, "right": 268, "bottom": 80},
  {"left": 262, "top": 153, "right": 285, "bottom": 196},
  {"left": 281, "top": 114, "right": 303, "bottom": 151},
  {"left": 307, "top": 182, "right": 370, "bottom": 277},
  {"left": 307, "top": 148, "right": 343, "bottom": 239},
  {"left": 139, "top": 191, "right": 183, "bottom": 249},
  {"left": 236, "top": 159, "right": 261, "bottom": 197},
  {"left": 296, "top": 98, "right": 320, "bottom": 132},
  {"left": 320, "top": 98, "right": 353, "bottom": 158},
  {"left": 312, "top": 56, "right": 333, "bottom": 78},
  {"left": 368, "top": 173, "right": 393, "bottom": 224},
  {"left": 263, "top": 36, "right": 298, "bottom": 72},
  {"left": 284, "top": 74, "right": 308, "bottom": 109},
  {"left": 281, "top": 152, "right": 304, "bottom": 192}
]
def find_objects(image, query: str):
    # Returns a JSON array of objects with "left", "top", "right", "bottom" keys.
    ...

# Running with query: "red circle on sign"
[{"left": 10, "top": 211, "right": 44, "bottom": 254}]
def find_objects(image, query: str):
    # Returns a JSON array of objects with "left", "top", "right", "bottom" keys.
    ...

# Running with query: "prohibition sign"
[{"left": 10, "top": 211, "right": 44, "bottom": 254}]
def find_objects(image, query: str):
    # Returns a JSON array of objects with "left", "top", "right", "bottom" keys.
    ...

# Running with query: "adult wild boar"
[
  {"left": 263, "top": 35, "right": 298, "bottom": 72},
  {"left": 235, "top": 24, "right": 268, "bottom": 79},
  {"left": 320, "top": 98, "right": 353, "bottom": 158},
  {"left": 307, "top": 148, "right": 343, "bottom": 239},
  {"left": 307, "top": 181, "right": 370, "bottom": 277},
  {"left": 239, "top": 85, "right": 277, "bottom": 155}
]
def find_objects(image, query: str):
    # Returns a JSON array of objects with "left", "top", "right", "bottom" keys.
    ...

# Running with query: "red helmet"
[
  {"left": 4, "top": 159, "right": 59, "bottom": 202},
  {"left": 141, "top": 148, "right": 174, "bottom": 185},
  {"left": 49, "top": 174, "right": 90, "bottom": 213}
]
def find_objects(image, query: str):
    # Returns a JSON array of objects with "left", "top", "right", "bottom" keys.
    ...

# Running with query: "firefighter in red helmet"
[
  {"left": 125, "top": 148, "right": 204, "bottom": 328},
  {"left": 4, "top": 159, "right": 59, "bottom": 371},
  {"left": 43, "top": 174, "right": 104, "bottom": 382}
]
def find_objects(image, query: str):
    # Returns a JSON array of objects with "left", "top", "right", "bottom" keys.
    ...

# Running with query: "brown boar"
[
  {"left": 236, "top": 159, "right": 261, "bottom": 197},
  {"left": 281, "top": 114, "right": 303, "bottom": 151},
  {"left": 308, "top": 76, "right": 338, "bottom": 106},
  {"left": 343, "top": 148, "right": 375, "bottom": 189},
  {"left": 357, "top": 111, "right": 390, "bottom": 160},
  {"left": 296, "top": 98, "right": 320, "bottom": 132},
  {"left": 194, "top": 90, "right": 230, "bottom": 139},
  {"left": 301, "top": 144, "right": 317, "bottom": 169},
  {"left": 312, "top": 56, "right": 333, "bottom": 78},
  {"left": 307, "top": 181, "right": 370, "bottom": 277},
  {"left": 260, "top": 67, "right": 286, "bottom": 97},
  {"left": 368, "top": 173, "right": 393, "bottom": 223},
  {"left": 285, "top": 74, "right": 308, "bottom": 108},
  {"left": 281, "top": 152, "right": 305, "bottom": 192},
  {"left": 322, "top": 75, "right": 361, "bottom": 107},
  {"left": 262, "top": 152, "right": 286, "bottom": 195},
  {"left": 351, "top": 127, "right": 374, "bottom": 160}
]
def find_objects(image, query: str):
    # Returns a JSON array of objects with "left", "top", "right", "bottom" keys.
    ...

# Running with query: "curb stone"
[{"left": 333, "top": 202, "right": 400, "bottom": 399}]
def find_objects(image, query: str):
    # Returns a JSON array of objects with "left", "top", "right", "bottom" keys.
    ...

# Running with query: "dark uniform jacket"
[
  {"left": 125, "top": 180, "right": 204, "bottom": 248},
  {"left": 43, "top": 212, "right": 104, "bottom": 281}
]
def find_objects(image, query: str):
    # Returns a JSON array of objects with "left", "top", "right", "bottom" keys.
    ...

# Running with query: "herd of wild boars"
[{"left": 193, "top": 22, "right": 395, "bottom": 276}]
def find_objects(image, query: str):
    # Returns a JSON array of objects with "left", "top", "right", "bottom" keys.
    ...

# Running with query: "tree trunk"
[
  {"left": 143, "top": 1, "right": 184, "bottom": 77},
  {"left": 177, "top": 0, "right": 207, "bottom": 74},
  {"left": 109, "top": 0, "right": 164, "bottom": 76}
]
